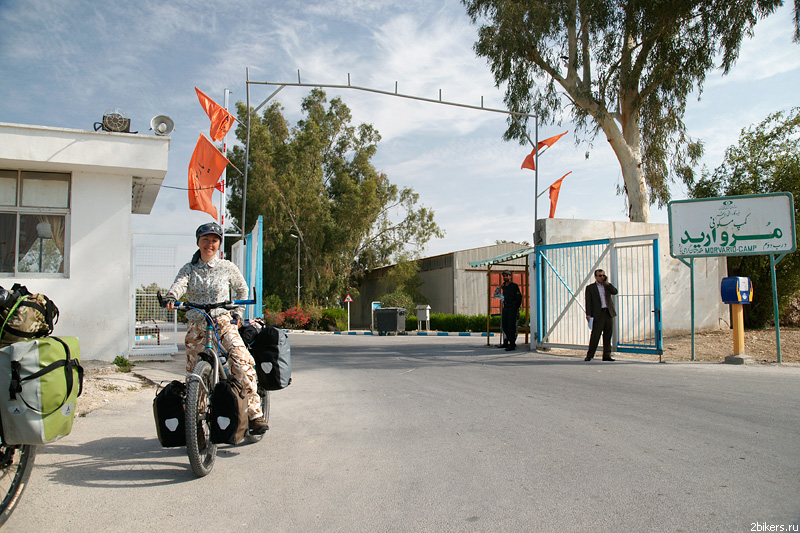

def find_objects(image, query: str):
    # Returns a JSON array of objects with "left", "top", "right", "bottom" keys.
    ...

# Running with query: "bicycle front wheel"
[
  {"left": 0, "top": 444, "right": 36, "bottom": 526},
  {"left": 185, "top": 361, "right": 217, "bottom": 477}
]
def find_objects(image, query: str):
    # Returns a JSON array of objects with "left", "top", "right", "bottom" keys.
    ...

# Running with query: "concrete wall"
[
  {"left": 537, "top": 218, "right": 728, "bottom": 335},
  {"left": 418, "top": 266, "right": 454, "bottom": 315},
  {"left": 1, "top": 123, "right": 169, "bottom": 361}
]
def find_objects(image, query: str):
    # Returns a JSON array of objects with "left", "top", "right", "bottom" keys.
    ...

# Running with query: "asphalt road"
[{"left": 8, "top": 335, "right": 800, "bottom": 532}]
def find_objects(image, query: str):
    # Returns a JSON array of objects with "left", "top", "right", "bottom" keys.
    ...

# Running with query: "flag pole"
[
  {"left": 521, "top": 126, "right": 540, "bottom": 237},
  {"left": 242, "top": 68, "right": 251, "bottom": 242},
  {"left": 534, "top": 120, "right": 539, "bottom": 238},
  {"left": 221, "top": 88, "right": 230, "bottom": 258}
]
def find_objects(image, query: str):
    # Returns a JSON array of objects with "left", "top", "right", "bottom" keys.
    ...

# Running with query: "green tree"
[
  {"left": 383, "top": 253, "right": 428, "bottom": 305},
  {"left": 380, "top": 291, "right": 415, "bottom": 312},
  {"left": 462, "top": 0, "right": 789, "bottom": 222},
  {"left": 688, "top": 107, "right": 800, "bottom": 327},
  {"left": 226, "top": 89, "right": 444, "bottom": 306}
]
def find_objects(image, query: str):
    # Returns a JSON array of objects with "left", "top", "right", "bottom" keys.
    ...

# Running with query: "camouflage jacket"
[{"left": 166, "top": 256, "right": 248, "bottom": 323}]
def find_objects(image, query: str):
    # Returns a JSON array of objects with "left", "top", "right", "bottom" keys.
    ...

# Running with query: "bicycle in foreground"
[
  {"left": 158, "top": 295, "right": 269, "bottom": 477},
  {"left": 0, "top": 437, "right": 35, "bottom": 526}
]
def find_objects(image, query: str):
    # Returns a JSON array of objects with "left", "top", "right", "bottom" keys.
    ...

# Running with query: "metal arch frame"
[{"left": 240, "top": 69, "right": 542, "bottom": 240}]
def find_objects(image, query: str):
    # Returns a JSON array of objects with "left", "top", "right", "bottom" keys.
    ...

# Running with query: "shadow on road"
[{"left": 35, "top": 436, "right": 246, "bottom": 488}]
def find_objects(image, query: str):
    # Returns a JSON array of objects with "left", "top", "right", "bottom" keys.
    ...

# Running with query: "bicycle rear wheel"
[
  {"left": 0, "top": 444, "right": 36, "bottom": 526},
  {"left": 185, "top": 361, "right": 217, "bottom": 477},
  {"left": 245, "top": 389, "right": 270, "bottom": 443}
]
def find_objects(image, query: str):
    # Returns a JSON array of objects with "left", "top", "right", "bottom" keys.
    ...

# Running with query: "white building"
[{"left": 1, "top": 122, "right": 169, "bottom": 362}]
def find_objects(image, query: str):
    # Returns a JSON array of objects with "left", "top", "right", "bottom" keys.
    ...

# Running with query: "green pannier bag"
[{"left": 0, "top": 336, "right": 82, "bottom": 445}]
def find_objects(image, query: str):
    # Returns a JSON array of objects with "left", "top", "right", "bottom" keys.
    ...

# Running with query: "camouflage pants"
[{"left": 185, "top": 314, "right": 262, "bottom": 419}]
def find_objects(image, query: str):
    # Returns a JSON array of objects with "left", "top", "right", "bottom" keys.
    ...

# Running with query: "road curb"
[{"left": 333, "top": 331, "right": 495, "bottom": 336}]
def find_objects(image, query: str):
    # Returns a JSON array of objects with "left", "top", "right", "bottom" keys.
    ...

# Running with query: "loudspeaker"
[{"left": 150, "top": 115, "right": 175, "bottom": 136}]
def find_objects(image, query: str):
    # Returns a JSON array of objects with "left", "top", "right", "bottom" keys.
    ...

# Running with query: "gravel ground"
[
  {"left": 76, "top": 360, "right": 153, "bottom": 417},
  {"left": 658, "top": 327, "right": 800, "bottom": 364}
]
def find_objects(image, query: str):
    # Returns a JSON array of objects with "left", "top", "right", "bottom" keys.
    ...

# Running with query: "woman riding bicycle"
[{"left": 163, "top": 222, "right": 268, "bottom": 435}]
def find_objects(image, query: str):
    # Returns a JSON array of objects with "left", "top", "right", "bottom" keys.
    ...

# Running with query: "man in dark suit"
[
  {"left": 501, "top": 269, "right": 523, "bottom": 351},
  {"left": 584, "top": 269, "right": 617, "bottom": 361}
]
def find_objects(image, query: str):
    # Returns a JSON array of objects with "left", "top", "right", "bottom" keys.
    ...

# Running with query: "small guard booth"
[{"left": 469, "top": 247, "right": 534, "bottom": 346}]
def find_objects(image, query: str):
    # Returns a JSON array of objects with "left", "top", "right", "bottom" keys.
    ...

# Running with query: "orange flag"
[
  {"left": 521, "top": 151, "right": 536, "bottom": 171},
  {"left": 538, "top": 131, "right": 568, "bottom": 151},
  {"left": 188, "top": 134, "right": 229, "bottom": 219},
  {"left": 548, "top": 171, "right": 572, "bottom": 218},
  {"left": 195, "top": 87, "right": 235, "bottom": 141},
  {"left": 521, "top": 131, "right": 569, "bottom": 171}
]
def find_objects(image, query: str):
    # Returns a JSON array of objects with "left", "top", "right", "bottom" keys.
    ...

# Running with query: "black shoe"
[
  {"left": 584, "top": 355, "right": 594, "bottom": 361},
  {"left": 602, "top": 356, "right": 616, "bottom": 361},
  {"left": 505, "top": 345, "right": 516, "bottom": 351},
  {"left": 498, "top": 344, "right": 508, "bottom": 348},
  {"left": 249, "top": 418, "right": 269, "bottom": 435}
]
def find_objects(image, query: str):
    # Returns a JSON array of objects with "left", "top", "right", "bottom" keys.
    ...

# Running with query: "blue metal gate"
[
  {"left": 534, "top": 234, "right": 663, "bottom": 355},
  {"left": 231, "top": 216, "right": 263, "bottom": 320}
]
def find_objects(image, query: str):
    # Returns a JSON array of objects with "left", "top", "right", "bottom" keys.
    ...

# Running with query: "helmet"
[{"left": 196, "top": 222, "right": 223, "bottom": 241}]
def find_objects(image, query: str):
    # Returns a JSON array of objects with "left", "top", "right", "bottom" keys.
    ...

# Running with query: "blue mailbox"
[{"left": 721, "top": 277, "right": 753, "bottom": 304}]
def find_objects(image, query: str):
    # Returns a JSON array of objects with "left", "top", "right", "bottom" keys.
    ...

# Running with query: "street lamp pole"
[{"left": 290, "top": 233, "right": 300, "bottom": 307}]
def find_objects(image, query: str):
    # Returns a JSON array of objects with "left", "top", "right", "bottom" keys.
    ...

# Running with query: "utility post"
[{"left": 290, "top": 233, "right": 300, "bottom": 307}]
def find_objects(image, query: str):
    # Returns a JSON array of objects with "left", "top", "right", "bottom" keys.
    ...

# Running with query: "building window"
[{"left": 0, "top": 169, "right": 70, "bottom": 276}]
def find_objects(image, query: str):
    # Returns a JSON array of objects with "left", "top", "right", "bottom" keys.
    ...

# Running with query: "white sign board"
[{"left": 668, "top": 193, "right": 796, "bottom": 258}]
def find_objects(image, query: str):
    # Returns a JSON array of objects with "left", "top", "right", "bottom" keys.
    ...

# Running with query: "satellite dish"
[{"left": 150, "top": 115, "right": 175, "bottom": 136}]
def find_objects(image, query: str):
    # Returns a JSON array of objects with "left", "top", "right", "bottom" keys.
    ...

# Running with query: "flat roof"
[{"left": 0, "top": 122, "right": 170, "bottom": 214}]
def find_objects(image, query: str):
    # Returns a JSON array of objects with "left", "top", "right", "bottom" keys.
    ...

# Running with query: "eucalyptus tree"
[
  {"left": 226, "top": 89, "right": 443, "bottom": 307},
  {"left": 463, "top": 0, "right": 792, "bottom": 221}
]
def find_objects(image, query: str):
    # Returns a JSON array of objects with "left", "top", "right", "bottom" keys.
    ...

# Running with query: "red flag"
[
  {"left": 521, "top": 131, "right": 568, "bottom": 171},
  {"left": 195, "top": 87, "right": 235, "bottom": 141},
  {"left": 188, "top": 134, "right": 229, "bottom": 219},
  {"left": 548, "top": 171, "right": 572, "bottom": 218}
]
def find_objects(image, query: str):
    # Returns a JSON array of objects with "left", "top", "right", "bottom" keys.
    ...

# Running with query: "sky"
[{"left": 1, "top": 0, "right": 798, "bottom": 262}]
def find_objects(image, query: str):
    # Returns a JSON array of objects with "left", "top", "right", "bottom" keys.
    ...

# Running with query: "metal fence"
[
  {"left": 231, "top": 216, "right": 263, "bottom": 320},
  {"left": 130, "top": 242, "right": 179, "bottom": 356},
  {"left": 614, "top": 238, "right": 662, "bottom": 354},
  {"left": 534, "top": 234, "right": 662, "bottom": 355}
]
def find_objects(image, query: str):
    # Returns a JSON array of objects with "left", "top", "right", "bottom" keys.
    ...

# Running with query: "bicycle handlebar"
[{"left": 156, "top": 291, "right": 255, "bottom": 310}]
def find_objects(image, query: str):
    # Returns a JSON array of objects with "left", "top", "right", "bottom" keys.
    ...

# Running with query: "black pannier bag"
[
  {"left": 248, "top": 325, "right": 291, "bottom": 391},
  {"left": 209, "top": 378, "right": 248, "bottom": 445},
  {"left": 153, "top": 380, "right": 186, "bottom": 447}
]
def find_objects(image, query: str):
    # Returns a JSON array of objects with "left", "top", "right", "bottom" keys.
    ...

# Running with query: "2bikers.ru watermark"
[{"left": 751, "top": 523, "right": 799, "bottom": 532}]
